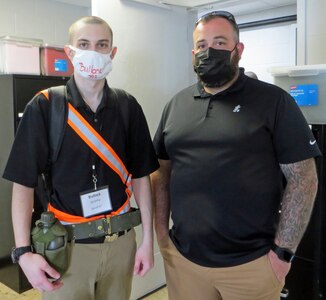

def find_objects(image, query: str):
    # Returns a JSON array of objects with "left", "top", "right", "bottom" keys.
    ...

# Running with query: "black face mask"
[{"left": 194, "top": 47, "right": 238, "bottom": 88}]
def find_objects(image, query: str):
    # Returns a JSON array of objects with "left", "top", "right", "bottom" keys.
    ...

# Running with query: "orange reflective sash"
[
  {"left": 40, "top": 89, "right": 132, "bottom": 223},
  {"left": 48, "top": 197, "right": 131, "bottom": 224}
]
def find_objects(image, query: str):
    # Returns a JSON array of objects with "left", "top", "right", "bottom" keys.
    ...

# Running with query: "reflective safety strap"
[
  {"left": 48, "top": 197, "right": 131, "bottom": 224},
  {"left": 67, "top": 103, "right": 132, "bottom": 197},
  {"left": 40, "top": 89, "right": 132, "bottom": 223},
  {"left": 39, "top": 89, "right": 49, "bottom": 98}
]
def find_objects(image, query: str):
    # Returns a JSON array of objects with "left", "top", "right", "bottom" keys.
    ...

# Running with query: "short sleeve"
[
  {"left": 273, "top": 92, "right": 321, "bottom": 164},
  {"left": 2, "top": 94, "right": 50, "bottom": 187},
  {"left": 126, "top": 97, "right": 159, "bottom": 178}
]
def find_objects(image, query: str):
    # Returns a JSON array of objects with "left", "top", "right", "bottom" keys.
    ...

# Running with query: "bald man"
[{"left": 3, "top": 16, "right": 159, "bottom": 300}]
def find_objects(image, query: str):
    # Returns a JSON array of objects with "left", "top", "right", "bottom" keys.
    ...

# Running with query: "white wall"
[
  {"left": 92, "top": 1, "right": 196, "bottom": 299},
  {"left": 236, "top": 5, "right": 297, "bottom": 83},
  {"left": 0, "top": 0, "right": 90, "bottom": 46},
  {"left": 92, "top": 0, "right": 196, "bottom": 136},
  {"left": 239, "top": 23, "right": 296, "bottom": 83},
  {"left": 297, "top": 0, "right": 326, "bottom": 65}
]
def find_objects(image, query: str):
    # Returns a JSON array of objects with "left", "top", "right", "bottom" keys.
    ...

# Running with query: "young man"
[
  {"left": 3, "top": 16, "right": 159, "bottom": 300},
  {"left": 152, "top": 11, "right": 320, "bottom": 300}
]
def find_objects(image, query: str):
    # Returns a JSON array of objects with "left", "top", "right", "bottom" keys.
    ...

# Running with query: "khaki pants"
[
  {"left": 159, "top": 235, "right": 284, "bottom": 300},
  {"left": 43, "top": 229, "right": 136, "bottom": 300}
]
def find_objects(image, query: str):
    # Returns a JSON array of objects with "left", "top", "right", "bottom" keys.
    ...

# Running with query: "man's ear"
[
  {"left": 236, "top": 42, "right": 244, "bottom": 59},
  {"left": 64, "top": 45, "right": 74, "bottom": 61},
  {"left": 191, "top": 49, "right": 196, "bottom": 66},
  {"left": 110, "top": 46, "right": 117, "bottom": 60}
]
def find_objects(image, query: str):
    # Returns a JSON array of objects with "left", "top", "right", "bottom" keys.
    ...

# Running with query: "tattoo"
[{"left": 276, "top": 158, "right": 318, "bottom": 251}]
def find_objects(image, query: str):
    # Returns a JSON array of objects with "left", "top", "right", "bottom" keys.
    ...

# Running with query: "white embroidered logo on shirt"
[
  {"left": 233, "top": 105, "right": 241, "bottom": 113},
  {"left": 310, "top": 140, "right": 317, "bottom": 145}
]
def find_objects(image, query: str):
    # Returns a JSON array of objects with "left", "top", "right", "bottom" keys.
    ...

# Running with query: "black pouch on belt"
[{"left": 31, "top": 212, "right": 69, "bottom": 277}]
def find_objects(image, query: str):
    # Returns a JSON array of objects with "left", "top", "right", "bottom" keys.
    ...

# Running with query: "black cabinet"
[{"left": 0, "top": 74, "right": 69, "bottom": 293}]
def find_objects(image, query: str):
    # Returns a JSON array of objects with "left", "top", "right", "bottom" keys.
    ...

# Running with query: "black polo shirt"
[
  {"left": 3, "top": 77, "right": 159, "bottom": 216},
  {"left": 153, "top": 69, "right": 321, "bottom": 267}
]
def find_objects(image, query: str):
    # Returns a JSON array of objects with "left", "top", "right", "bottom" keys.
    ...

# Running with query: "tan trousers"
[
  {"left": 43, "top": 229, "right": 136, "bottom": 300},
  {"left": 159, "top": 235, "right": 284, "bottom": 300}
]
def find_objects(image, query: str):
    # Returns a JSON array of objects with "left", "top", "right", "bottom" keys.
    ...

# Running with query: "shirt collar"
[{"left": 66, "top": 76, "right": 114, "bottom": 110}]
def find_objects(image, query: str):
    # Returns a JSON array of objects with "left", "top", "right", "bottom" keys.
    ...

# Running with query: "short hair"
[
  {"left": 68, "top": 16, "right": 113, "bottom": 45},
  {"left": 195, "top": 11, "right": 239, "bottom": 43}
]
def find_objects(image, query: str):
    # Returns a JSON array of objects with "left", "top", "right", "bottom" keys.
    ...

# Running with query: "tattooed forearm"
[{"left": 276, "top": 158, "right": 318, "bottom": 252}]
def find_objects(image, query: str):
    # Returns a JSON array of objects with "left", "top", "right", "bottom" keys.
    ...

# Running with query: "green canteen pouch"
[{"left": 31, "top": 217, "right": 69, "bottom": 277}]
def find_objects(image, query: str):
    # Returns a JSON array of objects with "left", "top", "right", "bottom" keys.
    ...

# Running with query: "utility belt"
[
  {"left": 64, "top": 208, "right": 141, "bottom": 242},
  {"left": 31, "top": 208, "right": 141, "bottom": 276}
]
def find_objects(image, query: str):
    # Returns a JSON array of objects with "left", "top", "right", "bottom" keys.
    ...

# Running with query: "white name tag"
[{"left": 80, "top": 186, "right": 112, "bottom": 217}]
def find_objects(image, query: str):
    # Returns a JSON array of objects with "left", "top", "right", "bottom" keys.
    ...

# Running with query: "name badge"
[{"left": 80, "top": 186, "right": 112, "bottom": 217}]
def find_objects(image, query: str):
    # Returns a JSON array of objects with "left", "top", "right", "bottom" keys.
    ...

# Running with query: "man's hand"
[
  {"left": 267, "top": 250, "right": 291, "bottom": 284},
  {"left": 19, "top": 252, "right": 63, "bottom": 292},
  {"left": 133, "top": 242, "right": 154, "bottom": 277}
]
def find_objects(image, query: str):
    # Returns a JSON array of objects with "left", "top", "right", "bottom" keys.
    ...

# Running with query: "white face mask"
[{"left": 69, "top": 46, "right": 113, "bottom": 80}]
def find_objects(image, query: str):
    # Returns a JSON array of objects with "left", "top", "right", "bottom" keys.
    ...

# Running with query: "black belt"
[
  {"left": 64, "top": 208, "right": 141, "bottom": 241},
  {"left": 74, "top": 229, "right": 131, "bottom": 244}
]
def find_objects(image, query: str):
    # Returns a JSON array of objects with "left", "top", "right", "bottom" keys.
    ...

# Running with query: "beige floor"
[{"left": 0, "top": 282, "right": 168, "bottom": 300}]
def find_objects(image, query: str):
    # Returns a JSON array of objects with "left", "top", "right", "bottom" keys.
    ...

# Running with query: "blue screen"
[
  {"left": 289, "top": 84, "right": 318, "bottom": 106},
  {"left": 54, "top": 59, "right": 68, "bottom": 72}
]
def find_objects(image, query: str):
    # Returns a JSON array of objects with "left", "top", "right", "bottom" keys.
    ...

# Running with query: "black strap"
[
  {"left": 48, "top": 86, "right": 68, "bottom": 163},
  {"left": 36, "top": 86, "right": 67, "bottom": 212}
]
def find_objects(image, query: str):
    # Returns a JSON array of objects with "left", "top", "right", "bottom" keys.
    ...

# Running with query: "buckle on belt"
[
  {"left": 106, "top": 217, "right": 112, "bottom": 235},
  {"left": 65, "top": 208, "right": 141, "bottom": 241},
  {"left": 93, "top": 218, "right": 110, "bottom": 236},
  {"left": 105, "top": 233, "right": 119, "bottom": 242}
]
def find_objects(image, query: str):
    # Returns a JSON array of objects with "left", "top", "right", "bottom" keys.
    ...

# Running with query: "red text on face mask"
[{"left": 78, "top": 62, "right": 103, "bottom": 75}]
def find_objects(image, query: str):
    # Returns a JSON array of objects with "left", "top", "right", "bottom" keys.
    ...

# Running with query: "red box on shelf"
[{"left": 40, "top": 44, "right": 73, "bottom": 76}]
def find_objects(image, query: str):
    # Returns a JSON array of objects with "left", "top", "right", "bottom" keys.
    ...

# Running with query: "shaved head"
[{"left": 68, "top": 16, "right": 113, "bottom": 46}]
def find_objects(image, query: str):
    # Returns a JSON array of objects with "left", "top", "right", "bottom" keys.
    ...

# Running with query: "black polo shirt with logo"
[
  {"left": 153, "top": 69, "right": 321, "bottom": 267},
  {"left": 3, "top": 77, "right": 159, "bottom": 216}
]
